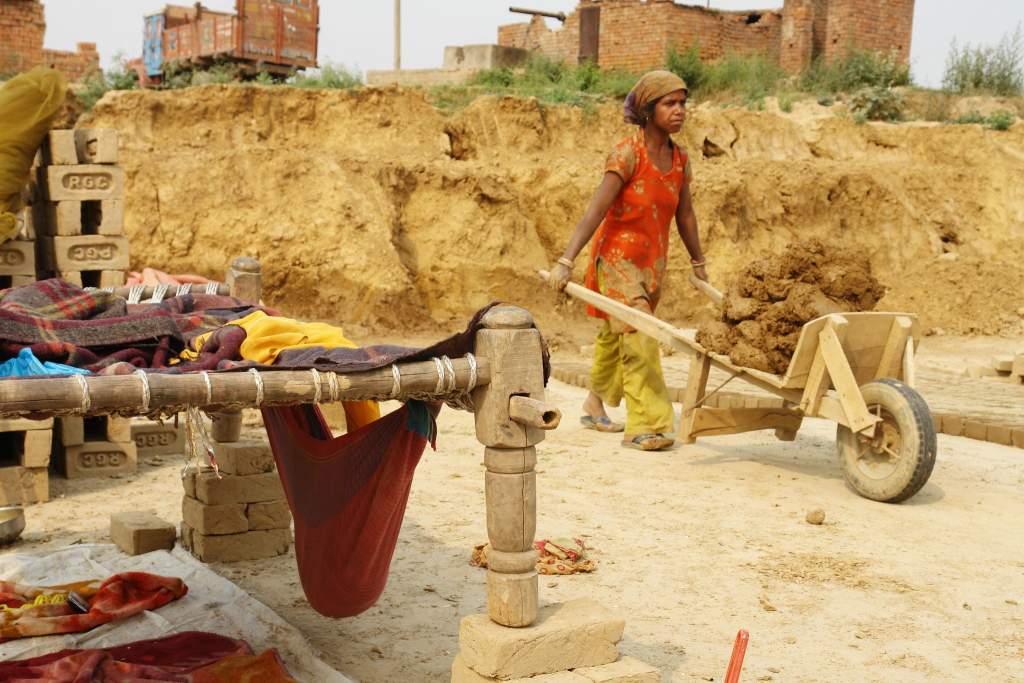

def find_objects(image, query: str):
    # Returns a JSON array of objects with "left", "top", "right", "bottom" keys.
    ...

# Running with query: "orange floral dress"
[{"left": 584, "top": 130, "right": 692, "bottom": 319}]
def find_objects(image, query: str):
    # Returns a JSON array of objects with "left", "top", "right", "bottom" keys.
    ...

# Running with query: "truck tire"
[{"left": 836, "top": 379, "right": 937, "bottom": 503}]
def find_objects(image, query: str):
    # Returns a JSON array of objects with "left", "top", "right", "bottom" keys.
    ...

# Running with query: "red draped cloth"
[
  {"left": 0, "top": 631, "right": 296, "bottom": 681},
  {"left": 261, "top": 401, "right": 437, "bottom": 617}
]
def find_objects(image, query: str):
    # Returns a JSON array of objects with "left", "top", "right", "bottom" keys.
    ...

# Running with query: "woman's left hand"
[{"left": 692, "top": 264, "right": 709, "bottom": 282}]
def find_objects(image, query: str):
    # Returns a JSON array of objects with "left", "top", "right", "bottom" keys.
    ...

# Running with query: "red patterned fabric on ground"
[
  {"left": 0, "top": 572, "right": 187, "bottom": 642},
  {"left": 0, "top": 630, "right": 297, "bottom": 681}
]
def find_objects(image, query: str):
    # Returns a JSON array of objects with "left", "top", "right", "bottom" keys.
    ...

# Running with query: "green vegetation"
[
  {"left": 288, "top": 63, "right": 362, "bottom": 89},
  {"left": 953, "top": 110, "right": 1017, "bottom": 130},
  {"left": 849, "top": 85, "right": 904, "bottom": 122},
  {"left": 666, "top": 46, "right": 786, "bottom": 108},
  {"left": 799, "top": 49, "right": 910, "bottom": 95},
  {"left": 943, "top": 25, "right": 1023, "bottom": 96},
  {"left": 78, "top": 53, "right": 138, "bottom": 110}
]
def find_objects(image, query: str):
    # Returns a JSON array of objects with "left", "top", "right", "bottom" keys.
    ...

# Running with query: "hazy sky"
[{"left": 42, "top": 1, "right": 1024, "bottom": 88}]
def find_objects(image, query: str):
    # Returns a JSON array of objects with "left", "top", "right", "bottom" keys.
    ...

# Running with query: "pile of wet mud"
[{"left": 696, "top": 241, "right": 885, "bottom": 374}]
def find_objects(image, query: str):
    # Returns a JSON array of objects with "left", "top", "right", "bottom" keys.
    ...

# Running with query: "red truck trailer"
[{"left": 142, "top": 1, "right": 319, "bottom": 85}]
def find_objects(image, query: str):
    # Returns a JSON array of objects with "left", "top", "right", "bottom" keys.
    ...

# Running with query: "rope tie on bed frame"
[
  {"left": 135, "top": 370, "right": 151, "bottom": 413},
  {"left": 390, "top": 364, "right": 402, "bottom": 399},
  {"left": 327, "top": 371, "right": 340, "bottom": 402},
  {"left": 249, "top": 368, "right": 265, "bottom": 406},
  {"left": 205, "top": 282, "right": 219, "bottom": 295},
  {"left": 310, "top": 369, "right": 322, "bottom": 404},
  {"left": 74, "top": 374, "right": 91, "bottom": 413},
  {"left": 127, "top": 285, "right": 145, "bottom": 305},
  {"left": 175, "top": 283, "right": 192, "bottom": 297},
  {"left": 149, "top": 284, "right": 169, "bottom": 304}
]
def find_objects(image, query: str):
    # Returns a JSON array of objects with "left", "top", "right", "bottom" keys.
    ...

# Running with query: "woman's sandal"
[
  {"left": 580, "top": 415, "right": 625, "bottom": 433},
  {"left": 622, "top": 433, "right": 674, "bottom": 451}
]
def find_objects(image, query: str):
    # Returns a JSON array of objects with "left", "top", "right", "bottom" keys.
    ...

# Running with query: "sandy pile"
[
  {"left": 696, "top": 241, "right": 885, "bottom": 373},
  {"left": 80, "top": 85, "right": 1024, "bottom": 339}
]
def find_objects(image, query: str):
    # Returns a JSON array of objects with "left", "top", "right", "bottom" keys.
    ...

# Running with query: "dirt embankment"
[{"left": 83, "top": 86, "right": 1024, "bottom": 339}]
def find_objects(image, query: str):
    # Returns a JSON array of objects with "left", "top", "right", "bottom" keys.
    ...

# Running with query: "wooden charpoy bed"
[{"left": 0, "top": 256, "right": 558, "bottom": 629}]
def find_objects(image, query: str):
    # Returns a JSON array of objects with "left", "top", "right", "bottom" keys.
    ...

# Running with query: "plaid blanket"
[{"left": 0, "top": 279, "right": 263, "bottom": 372}]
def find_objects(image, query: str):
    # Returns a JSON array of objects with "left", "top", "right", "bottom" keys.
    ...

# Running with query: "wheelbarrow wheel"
[{"left": 836, "top": 379, "right": 936, "bottom": 503}]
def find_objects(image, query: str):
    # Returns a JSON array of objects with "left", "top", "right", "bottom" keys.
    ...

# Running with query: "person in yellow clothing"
[
  {"left": 182, "top": 311, "right": 380, "bottom": 425},
  {"left": 549, "top": 71, "right": 708, "bottom": 452}
]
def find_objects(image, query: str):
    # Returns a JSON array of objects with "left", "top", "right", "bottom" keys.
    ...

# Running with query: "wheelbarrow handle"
[{"left": 688, "top": 273, "right": 725, "bottom": 306}]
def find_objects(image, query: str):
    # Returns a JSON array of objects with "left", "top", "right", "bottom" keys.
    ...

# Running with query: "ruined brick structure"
[
  {"left": 498, "top": 0, "right": 915, "bottom": 74},
  {"left": 0, "top": 0, "right": 99, "bottom": 80}
]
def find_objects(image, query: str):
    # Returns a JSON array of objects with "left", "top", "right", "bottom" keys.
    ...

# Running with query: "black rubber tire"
[{"left": 836, "top": 379, "right": 937, "bottom": 503}]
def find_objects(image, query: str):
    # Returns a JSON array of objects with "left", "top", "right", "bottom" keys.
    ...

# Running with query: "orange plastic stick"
[{"left": 724, "top": 629, "right": 749, "bottom": 683}]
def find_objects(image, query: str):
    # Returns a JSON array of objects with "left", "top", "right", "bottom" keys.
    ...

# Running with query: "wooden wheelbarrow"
[{"left": 540, "top": 271, "right": 938, "bottom": 503}]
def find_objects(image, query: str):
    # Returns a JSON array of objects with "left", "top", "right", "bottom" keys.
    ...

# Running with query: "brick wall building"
[
  {"left": 0, "top": 0, "right": 99, "bottom": 80},
  {"left": 498, "top": 0, "right": 915, "bottom": 74}
]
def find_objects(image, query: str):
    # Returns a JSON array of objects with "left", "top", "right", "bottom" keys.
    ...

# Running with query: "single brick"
[
  {"left": 941, "top": 415, "right": 965, "bottom": 437},
  {"left": 59, "top": 440, "right": 137, "bottom": 479},
  {"left": 59, "top": 416, "right": 84, "bottom": 446},
  {"left": 133, "top": 420, "right": 184, "bottom": 456},
  {"left": 182, "top": 494, "right": 248, "bottom": 535},
  {"left": 246, "top": 500, "right": 292, "bottom": 530},
  {"left": 210, "top": 411, "right": 243, "bottom": 443},
  {"left": 0, "top": 417, "right": 54, "bottom": 432},
  {"left": 986, "top": 424, "right": 1013, "bottom": 446},
  {"left": 460, "top": 599, "right": 624, "bottom": 680},
  {"left": 575, "top": 656, "right": 661, "bottom": 682},
  {"left": 20, "top": 429, "right": 52, "bottom": 468},
  {"left": 0, "top": 466, "right": 50, "bottom": 506},
  {"left": 106, "top": 416, "right": 131, "bottom": 443},
  {"left": 190, "top": 528, "right": 291, "bottom": 563},
  {"left": 451, "top": 655, "right": 588, "bottom": 682},
  {"left": 194, "top": 470, "right": 284, "bottom": 505},
  {"left": 213, "top": 440, "right": 275, "bottom": 476},
  {"left": 964, "top": 421, "right": 988, "bottom": 441},
  {"left": 0, "top": 240, "right": 35, "bottom": 276},
  {"left": 180, "top": 521, "right": 194, "bottom": 552},
  {"left": 110, "top": 511, "right": 176, "bottom": 555},
  {"left": 43, "top": 164, "right": 124, "bottom": 201},
  {"left": 74, "top": 128, "right": 118, "bottom": 164}
]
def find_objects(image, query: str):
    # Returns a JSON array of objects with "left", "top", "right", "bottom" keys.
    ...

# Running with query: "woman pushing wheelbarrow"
[{"left": 548, "top": 70, "right": 707, "bottom": 452}]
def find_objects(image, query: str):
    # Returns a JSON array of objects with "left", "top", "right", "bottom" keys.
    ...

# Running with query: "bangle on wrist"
[
  {"left": 690, "top": 260, "right": 706, "bottom": 268},
  {"left": 557, "top": 257, "right": 574, "bottom": 268}
]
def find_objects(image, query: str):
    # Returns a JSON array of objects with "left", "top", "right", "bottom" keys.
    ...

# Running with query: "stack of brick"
[
  {"left": 179, "top": 415, "right": 292, "bottom": 562},
  {"left": 0, "top": 417, "right": 53, "bottom": 505},
  {"left": 451, "top": 599, "right": 660, "bottom": 683},
  {"left": 53, "top": 415, "right": 137, "bottom": 479},
  {"left": 35, "top": 128, "right": 129, "bottom": 289}
]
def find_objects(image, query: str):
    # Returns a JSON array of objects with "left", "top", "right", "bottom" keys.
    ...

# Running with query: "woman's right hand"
[{"left": 549, "top": 262, "right": 572, "bottom": 292}]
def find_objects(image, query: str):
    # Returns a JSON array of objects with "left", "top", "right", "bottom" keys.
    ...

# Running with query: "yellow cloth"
[
  {"left": 181, "top": 311, "right": 381, "bottom": 425},
  {"left": 182, "top": 311, "right": 358, "bottom": 365},
  {"left": 590, "top": 320, "right": 674, "bottom": 435},
  {"left": 0, "top": 68, "right": 66, "bottom": 242}
]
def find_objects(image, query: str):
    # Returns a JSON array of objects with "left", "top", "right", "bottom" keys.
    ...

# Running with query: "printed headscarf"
[{"left": 623, "top": 70, "right": 688, "bottom": 125}]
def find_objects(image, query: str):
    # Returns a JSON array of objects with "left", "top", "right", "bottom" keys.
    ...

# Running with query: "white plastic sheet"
[{"left": 0, "top": 544, "right": 351, "bottom": 682}]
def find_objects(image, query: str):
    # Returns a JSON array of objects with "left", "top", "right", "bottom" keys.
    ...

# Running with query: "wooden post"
[
  {"left": 226, "top": 256, "right": 261, "bottom": 305},
  {"left": 677, "top": 352, "right": 711, "bottom": 444},
  {"left": 472, "top": 305, "right": 545, "bottom": 628},
  {"left": 219, "top": 256, "right": 263, "bottom": 442}
]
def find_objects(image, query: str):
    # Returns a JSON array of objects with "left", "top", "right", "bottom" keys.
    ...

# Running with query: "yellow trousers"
[{"left": 590, "top": 321, "right": 674, "bottom": 435}]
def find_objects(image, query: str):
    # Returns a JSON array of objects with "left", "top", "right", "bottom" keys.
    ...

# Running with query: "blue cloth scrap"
[{"left": 0, "top": 348, "right": 91, "bottom": 378}]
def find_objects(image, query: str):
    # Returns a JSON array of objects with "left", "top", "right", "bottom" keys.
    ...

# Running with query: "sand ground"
[{"left": 6, "top": 338, "right": 1023, "bottom": 682}]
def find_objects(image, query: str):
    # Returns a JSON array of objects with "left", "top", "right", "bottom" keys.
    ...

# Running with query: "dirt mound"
[
  {"left": 696, "top": 241, "right": 885, "bottom": 373},
  {"left": 81, "top": 85, "right": 1024, "bottom": 339},
  {"left": 878, "top": 256, "right": 1024, "bottom": 337}
]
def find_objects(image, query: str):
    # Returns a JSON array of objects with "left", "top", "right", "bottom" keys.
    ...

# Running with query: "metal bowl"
[{"left": 0, "top": 506, "right": 26, "bottom": 545}]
